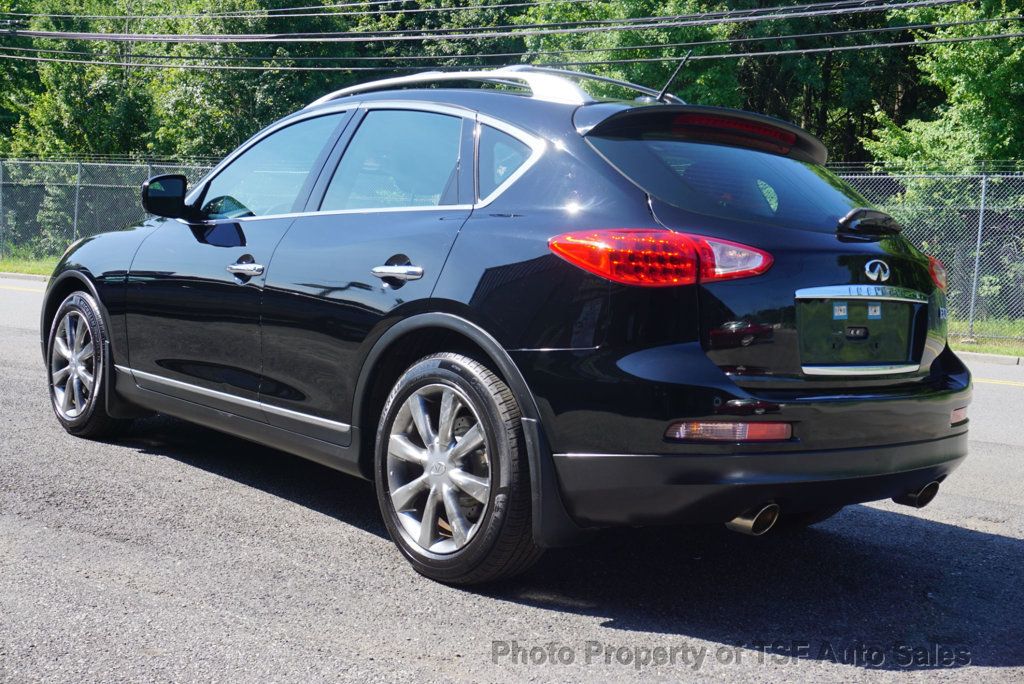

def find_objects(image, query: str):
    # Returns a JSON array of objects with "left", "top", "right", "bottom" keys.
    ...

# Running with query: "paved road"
[{"left": 2, "top": 275, "right": 1022, "bottom": 683}]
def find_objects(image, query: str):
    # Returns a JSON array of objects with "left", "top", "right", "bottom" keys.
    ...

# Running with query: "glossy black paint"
[
  {"left": 141, "top": 174, "right": 190, "bottom": 220},
  {"left": 125, "top": 216, "right": 295, "bottom": 420},
  {"left": 42, "top": 85, "right": 971, "bottom": 546}
]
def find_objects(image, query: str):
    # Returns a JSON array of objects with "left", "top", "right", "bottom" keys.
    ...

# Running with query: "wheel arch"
[
  {"left": 353, "top": 313, "right": 542, "bottom": 476},
  {"left": 40, "top": 269, "right": 143, "bottom": 420},
  {"left": 352, "top": 312, "right": 586, "bottom": 547},
  {"left": 40, "top": 270, "right": 105, "bottom": 360}
]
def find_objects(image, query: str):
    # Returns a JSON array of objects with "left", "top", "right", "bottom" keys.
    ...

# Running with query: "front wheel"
[
  {"left": 374, "top": 353, "right": 542, "bottom": 584},
  {"left": 46, "top": 291, "right": 129, "bottom": 438}
]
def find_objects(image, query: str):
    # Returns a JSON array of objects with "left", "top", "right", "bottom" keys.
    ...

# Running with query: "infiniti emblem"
[
  {"left": 864, "top": 259, "right": 891, "bottom": 282},
  {"left": 429, "top": 462, "right": 446, "bottom": 475}
]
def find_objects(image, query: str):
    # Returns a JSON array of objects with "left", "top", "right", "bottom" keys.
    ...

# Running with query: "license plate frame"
[{"left": 794, "top": 285, "right": 928, "bottom": 373}]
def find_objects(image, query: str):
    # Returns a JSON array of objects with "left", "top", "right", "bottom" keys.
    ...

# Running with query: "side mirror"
[{"left": 142, "top": 174, "right": 190, "bottom": 219}]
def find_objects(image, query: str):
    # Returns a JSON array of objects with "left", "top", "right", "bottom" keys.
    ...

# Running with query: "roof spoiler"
[{"left": 576, "top": 104, "right": 828, "bottom": 165}]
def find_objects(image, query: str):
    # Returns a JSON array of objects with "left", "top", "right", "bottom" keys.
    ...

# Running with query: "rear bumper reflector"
[{"left": 665, "top": 421, "right": 792, "bottom": 442}]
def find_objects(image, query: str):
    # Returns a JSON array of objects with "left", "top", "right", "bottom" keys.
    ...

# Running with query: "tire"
[
  {"left": 774, "top": 506, "right": 844, "bottom": 530},
  {"left": 374, "top": 352, "right": 542, "bottom": 584},
  {"left": 45, "top": 291, "right": 130, "bottom": 439}
]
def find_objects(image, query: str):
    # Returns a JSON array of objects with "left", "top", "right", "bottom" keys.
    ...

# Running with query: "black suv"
[{"left": 41, "top": 66, "right": 971, "bottom": 584}]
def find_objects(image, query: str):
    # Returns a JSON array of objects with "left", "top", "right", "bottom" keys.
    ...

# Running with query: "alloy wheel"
[
  {"left": 50, "top": 310, "right": 96, "bottom": 420},
  {"left": 386, "top": 383, "right": 492, "bottom": 555}
]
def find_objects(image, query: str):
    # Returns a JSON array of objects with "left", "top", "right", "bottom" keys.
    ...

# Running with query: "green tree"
[
  {"left": 863, "top": 2, "right": 1024, "bottom": 168},
  {"left": 6, "top": 0, "right": 155, "bottom": 158}
]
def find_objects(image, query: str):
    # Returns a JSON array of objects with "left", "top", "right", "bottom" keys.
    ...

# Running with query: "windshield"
[{"left": 589, "top": 135, "right": 871, "bottom": 233}]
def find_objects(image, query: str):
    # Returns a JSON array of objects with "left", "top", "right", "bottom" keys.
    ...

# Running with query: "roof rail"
[{"left": 306, "top": 65, "right": 685, "bottom": 109}]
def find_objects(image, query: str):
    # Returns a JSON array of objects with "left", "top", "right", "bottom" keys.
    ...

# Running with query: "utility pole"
[{"left": 966, "top": 174, "right": 989, "bottom": 339}]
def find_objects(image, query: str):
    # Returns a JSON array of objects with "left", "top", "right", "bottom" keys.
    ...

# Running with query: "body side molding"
[
  {"left": 116, "top": 365, "right": 352, "bottom": 434},
  {"left": 113, "top": 366, "right": 364, "bottom": 477}
]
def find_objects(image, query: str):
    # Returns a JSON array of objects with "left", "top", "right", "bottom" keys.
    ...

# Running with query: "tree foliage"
[
  {"left": 0, "top": 0, "right": 1019, "bottom": 164},
  {"left": 863, "top": 1, "right": 1024, "bottom": 168}
]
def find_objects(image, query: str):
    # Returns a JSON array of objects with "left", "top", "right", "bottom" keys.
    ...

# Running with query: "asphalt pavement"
[{"left": 1, "top": 275, "right": 1023, "bottom": 683}]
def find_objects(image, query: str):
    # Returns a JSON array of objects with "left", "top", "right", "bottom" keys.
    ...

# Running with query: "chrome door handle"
[
  {"left": 371, "top": 265, "right": 423, "bottom": 281},
  {"left": 226, "top": 262, "right": 265, "bottom": 277}
]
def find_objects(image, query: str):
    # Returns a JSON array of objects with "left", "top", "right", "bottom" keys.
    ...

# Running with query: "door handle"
[
  {"left": 226, "top": 262, "right": 265, "bottom": 277},
  {"left": 371, "top": 265, "right": 423, "bottom": 281}
]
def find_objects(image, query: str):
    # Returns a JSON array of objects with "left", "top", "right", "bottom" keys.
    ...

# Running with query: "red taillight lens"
[
  {"left": 928, "top": 255, "right": 948, "bottom": 292},
  {"left": 665, "top": 421, "right": 792, "bottom": 442},
  {"left": 548, "top": 229, "right": 772, "bottom": 287}
]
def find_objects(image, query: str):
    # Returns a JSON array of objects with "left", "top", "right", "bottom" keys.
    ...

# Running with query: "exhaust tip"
[
  {"left": 726, "top": 503, "right": 780, "bottom": 536},
  {"left": 893, "top": 480, "right": 940, "bottom": 509}
]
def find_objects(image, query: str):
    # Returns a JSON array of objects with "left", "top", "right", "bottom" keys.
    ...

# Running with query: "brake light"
[
  {"left": 928, "top": 255, "right": 948, "bottom": 292},
  {"left": 665, "top": 421, "right": 792, "bottom": 442},
  {"left": 672, "top": 114, "right": 797, "bottom": 155},
  {"left": 548, "top": 229, "right": 772, "bottom": 287}
]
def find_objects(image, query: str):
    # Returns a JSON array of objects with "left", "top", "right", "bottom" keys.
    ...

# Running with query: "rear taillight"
[
  {"left": 548, "top": 229, "right": 772, "bottom": 287},
  {"left": 928, "top": 255, "right": 948, "bottom": 292}
]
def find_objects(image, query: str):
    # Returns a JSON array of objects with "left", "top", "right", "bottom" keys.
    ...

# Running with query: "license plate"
[{"left": 797, "top": 299, "right": 912, "bottom": 365}]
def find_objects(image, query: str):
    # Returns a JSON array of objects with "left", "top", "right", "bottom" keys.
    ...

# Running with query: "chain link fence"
[
  {"left": 841, "top": 173, "right": 1024, "bottom": 350},
  {"left": 0, "top": 160, "right": 213, "bottom": 258},
  {"left": 0, "top": 159, "right": 1021, "bottom": 350}
]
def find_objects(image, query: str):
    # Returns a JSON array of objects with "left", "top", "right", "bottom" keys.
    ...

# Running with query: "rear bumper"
[{"left": 552, "top": 431, "right": 967, "bottom": 527}]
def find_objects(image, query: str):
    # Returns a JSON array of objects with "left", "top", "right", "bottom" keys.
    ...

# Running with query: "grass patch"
[
  {"left": 949, "top": 318, "right": 1024, "bottom": 340},
  {"left": 951, "top": 336, "right": 1024, "bottom": 357},
  {"left": 949, "top": 317, "right": 1024, "bottom": 356},
  {"left": 0, "top": 256, "right": 58, "bottom": 276}
]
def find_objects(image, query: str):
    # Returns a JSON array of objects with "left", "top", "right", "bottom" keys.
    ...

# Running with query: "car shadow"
[
  {"left": 118, "top": 414, "right": 387, "bottom": 540},
  {"left": 487, "top": 508, "right": 1024, "bottom": 671},
  {"left": 119, "top": 415, "right": 1022, "bottom": 672}
]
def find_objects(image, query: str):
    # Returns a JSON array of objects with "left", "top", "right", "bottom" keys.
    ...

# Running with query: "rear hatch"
[{"left": 584, "top": 105, "right": 948, "bottom": 392}]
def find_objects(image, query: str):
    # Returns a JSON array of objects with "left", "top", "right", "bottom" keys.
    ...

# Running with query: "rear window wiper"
[{"left": 837, "top": 207, "right": 902, "bottom": 235}]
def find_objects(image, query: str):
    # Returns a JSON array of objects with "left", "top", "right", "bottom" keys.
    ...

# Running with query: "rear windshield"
[{"left": 589, "top": 135, "right": 870, "bottom": 233}]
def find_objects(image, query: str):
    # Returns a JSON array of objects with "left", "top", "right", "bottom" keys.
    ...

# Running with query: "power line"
[
  {"left": 0, "top": 30, "right": 1017, "bottom": 71},
  {"left": 4, "top": 0, "right": 968, "bottom": 44},
  {"left": 555, "top": 30, "right": 1024, "bottom": 64},
  {"left": 0, "top": 0, "right": 604, "bottom": 22},
  {"left": 2, "top": 0, "right": 917, "bottom": 40},
  {"left": 0, "top": 0, "right": 903, "bottom": 23},
  {"left": 2, "top": 14, "right": 1017, "bottom": 64}
]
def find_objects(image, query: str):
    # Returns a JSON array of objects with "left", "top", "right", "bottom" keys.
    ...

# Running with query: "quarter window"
[
  {"left": 200, "top": 114, "right": 345, "bottom": 220},
  {"left": 320, "top": 110, "right": 463, "bottom": 211},
  {"left": 478, "top": 125, "right": 531, "bottom": 200}
]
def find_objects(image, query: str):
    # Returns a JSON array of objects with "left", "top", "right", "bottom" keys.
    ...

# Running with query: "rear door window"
[{"left": 320, "top": 109, "right": 463, "bottom": 211}]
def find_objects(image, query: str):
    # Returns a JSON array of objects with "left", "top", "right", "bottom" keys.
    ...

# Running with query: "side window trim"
[
  {"left": 474, "top": 113, "right": 546, "bottom": 208},
  {"left": 181, "top": 101, "right": 547, "bottom": 221},
  {"left": 185, "top": 107, "right": 354, "bottom": 221},
  {"left": 301, "top": 108, "right": 367, "bottom": 213}
]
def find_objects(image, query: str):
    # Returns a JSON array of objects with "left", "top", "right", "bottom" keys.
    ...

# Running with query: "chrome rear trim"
[
  {"left": 801, "top": 364, "right": 921, "bottom": 376},
  {"left": 795, "top": 284, "right": 929, "bottom": 305}
]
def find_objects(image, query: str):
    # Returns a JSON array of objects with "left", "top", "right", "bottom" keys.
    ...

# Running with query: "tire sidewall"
[
  {"left": 47, "top": 291, "right": 106, "bottom": 431},
  {"left": 375, "top": 355, "right": 516, "bottom": 578}
]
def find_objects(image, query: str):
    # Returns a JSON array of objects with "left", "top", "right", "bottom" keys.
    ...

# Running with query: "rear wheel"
[
  {"left": 46, "top": 291, "right": 129, "bottom": 438},
  {"left": 374, "top": 352, "right": 542, "bottom": 584}
]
